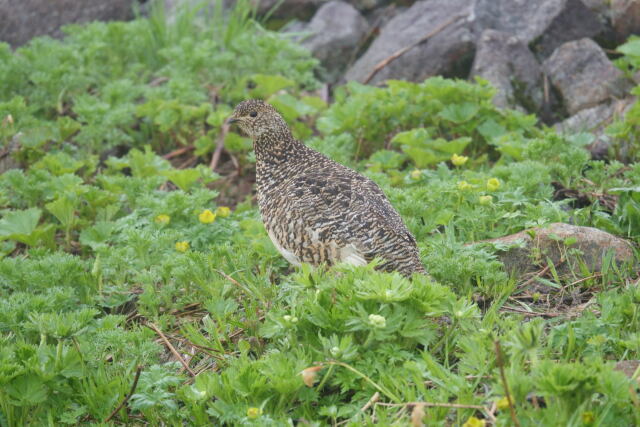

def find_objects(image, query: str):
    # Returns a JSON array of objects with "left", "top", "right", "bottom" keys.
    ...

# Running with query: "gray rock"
[
  {"left": 612, "top": 0, "right": 640, "bottom": 42},
  {"left": 474, "top": 0, "right": 604, "bottom": 59},
  {"left": 344, "top": 0, "right": 475, "bottom": 85},
  {"left": 470, "top": 29, "right": 543, "bottom": 111},
  {"left": 542, "top": 38, "right": 633, "bottom": 115},
  {"left": 555, "top": 98, "right": 635, "bottom": 134},
  {"left": 615, "top": 360, "right": 640, "bottom": 382},
  {"left": 482, "top": 223, "right": 635, "bottom": 279},
  {"left": 254, "top": 0, "right": 384, "bottom": 20},
  {"left": 582, "top": 0, "right": 612, "bottom": 15},
  {"left": 555, "top": 98, "right": 635, "bottom": 160},
  {"left": 254, "top": 0, "right": 324, "bottom": 20},
  {"left": 0, "top": 0, "right": 136, "bottom": 48},
  {"left": 0, "top": 132, "right": 21, "bottom": 174},
  {"left": 299, "top": 1, "right": 369, "bottom": 83}
]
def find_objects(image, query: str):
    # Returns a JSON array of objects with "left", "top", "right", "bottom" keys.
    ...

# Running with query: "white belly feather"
[{"left": 267, "top": 228, "right": 367, "bottom": 268}]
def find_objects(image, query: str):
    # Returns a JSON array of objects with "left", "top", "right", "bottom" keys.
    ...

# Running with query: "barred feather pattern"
[{"left": 229, "top": 99, "right": 427, "bottom": 277}]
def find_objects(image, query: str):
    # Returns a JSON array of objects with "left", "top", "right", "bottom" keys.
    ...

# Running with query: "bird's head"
[{"left": 227, "top": 99, "right": 289, "bottom": 140}]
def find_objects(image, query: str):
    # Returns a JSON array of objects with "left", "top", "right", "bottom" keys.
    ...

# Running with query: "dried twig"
[
  {"left": 424, "top": 374, "right": 490, "bottom": 387},
  {"left": 500, "top": 306, "right": 564, "bottom": 318},
  {"left": 105, "top": 365, "right": 143, "bottom": 423},
  {"left": 376, "top": 401, "right": 486, "bottom": 410},
  {"left": 361, "top": 392, "right": 381, "bottom": 413},
  {"left": 363, "top": 13, "right": 468, "bottom": 84},
  {"left": 518, "top": 265, "right": 551, "bottom": 289},
  {"left": 494, "top": 340, "right": 521, "bottom": 427},
  {"left": 210, "top": 122, "right": 230, "bottom": 171},
  {"left": 568, "top": 273, "right": 603, "bottom": 287},
  {"left": 147, "top": 322, "right": 196, "bottom": 376},
  {"left": 163, "top": 145, "right": 194, "bottom": 160},
  {"left": 176, "top": 156, "right": 198, "bottom": 170}
]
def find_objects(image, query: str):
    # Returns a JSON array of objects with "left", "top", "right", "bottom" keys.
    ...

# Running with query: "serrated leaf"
[
  {"left": 249, "top": 74, "right": 295, "bottom": 99},
  {"left": 0, "top": 208, "right": 41, "bottom": 239},
  {"left": 438, "top": 103, "right": 479, "bottom": 123},
  {"left": 46, "top": 196, "right": 76, "bottom": 227},
  {"left": 79, "top": 221, "right": 114, "bottom": 249},
  {"left": 162, "top": 168, "right": 201, "bottom": 192}
]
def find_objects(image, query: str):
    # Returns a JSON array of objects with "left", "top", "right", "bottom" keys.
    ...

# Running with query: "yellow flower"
[
  {"left": 175, "top": 241, "right": 189, "bottom": 252},
  {"left": 457, "top": 181, "right": 471, "bottom": 191},
  {"left": 451, "top": 153, "right": 469, "bottom": 166},
  {"left": 246, "top": 407, "right": 262, "bottom": 419},
  {"left": 496, "top": 396, "right": 511, "bottom": 410},
  {"left": 479, "top": 195, "right": 493, "bottom": 205},
  {"left": 215, "top": 206, "right": 231, "bottom": 218},
  {"left": 198, "top": 209, "right": 216, "bottom": 224},
  {"left": 582, "top": 411, "right": 595, "bottom": 424},
  {"left": 154, "top": 214, "right": 170, "bottom": 225},
  {"left": 410, "top": 169, "right": 422, "bottom": 180},
  {"left": 462, "top": 416, "right": 486, "bottom": 427},
  {"left": 487, "top": 178, "right": 500, "bottom": 191}
]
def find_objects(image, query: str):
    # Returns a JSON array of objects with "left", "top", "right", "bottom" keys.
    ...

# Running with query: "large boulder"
[
  {"left": 470, "top": 29, "right": 544, "bottom": 111},
  {"left": 344, "top": 0, "right": 475, "bottom": 85},
  {"left": 0, "top": 0, "right": 136, "bottom": 48},
  {"left": 473, "top": 0, "right": 604, "bottom": 59},
  {"left": 299, "top": 1, "right": 369, "bottom": 83},
  {"left": 543, "top": 38, "right": 633, "bottom": 115},
  {"left": 482, "top": 223, "right": 635, "bottom": 279},
  {"left": 612, "top": 0, "right": 640, "bottom": 42}
]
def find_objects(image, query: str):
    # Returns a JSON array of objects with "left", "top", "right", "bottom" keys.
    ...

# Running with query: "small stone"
[{"left": 543, "top": 38, "right": 633, "bottom": 115}]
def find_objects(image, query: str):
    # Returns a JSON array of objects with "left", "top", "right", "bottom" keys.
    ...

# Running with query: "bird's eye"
[{"left": 249, "top": 111, "right": 258, "bottom": 117}]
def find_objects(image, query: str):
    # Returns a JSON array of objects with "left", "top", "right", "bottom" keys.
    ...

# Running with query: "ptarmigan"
[{"left": 228, "top": 99, "right": 426, "bottom": 277}]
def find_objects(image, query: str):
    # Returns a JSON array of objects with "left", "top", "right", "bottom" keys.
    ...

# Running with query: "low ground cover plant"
[{"left": 2, "top": 2, "right": 640, "bottom": 425}]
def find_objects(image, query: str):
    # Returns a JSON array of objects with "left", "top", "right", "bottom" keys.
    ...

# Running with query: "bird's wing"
[{"left": 287, "top": 167, "right": 416, "bottom": 250}]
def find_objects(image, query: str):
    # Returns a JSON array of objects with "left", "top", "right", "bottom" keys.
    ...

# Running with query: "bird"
[{"left": 227, "top": 99, "right": 426, "bottom": 277}]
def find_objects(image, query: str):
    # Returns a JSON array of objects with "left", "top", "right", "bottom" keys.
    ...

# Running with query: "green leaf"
[
  {"left": 0, "top": 208, "right": 42, "bottom": 245},
  {"left": 249, "top": 74, "right": 295, "bottom": 99},
  {"left": 391, "top": 128, "right": 430, "bottom": 148},
  {"left": 224, "top": 132, "right": 252, "bottom": 153},
  {"left": 617, "top": 38, "right": 640, "bottom": 57},
  {"left": 79, "top": 221, "right": 114, "bottom": 249},
  {"left": 269, "top": 93, "right": 315, "bottom": 122},
  {"left": 162, "top": 168, "right": 201, "bottom": 192},
  {"left": 428, "top": 137, "right": 471, "bottom": 154},
  {"left": 438, "top": 103, "right": 479, "bottom": 124},
  {"left": 5, "top": 374, "right": 49, "bottom": 406},
  {"left": 194, "top": 134, "right": 214, "bottom": 156},
  {"left": 477, "top": 119, "right": 507, "bottom": 141},
  {"left": 46, "top": 196, "right": 76, "bottom": 227}
]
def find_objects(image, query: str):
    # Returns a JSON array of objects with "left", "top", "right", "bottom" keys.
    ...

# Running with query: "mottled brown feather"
[{"left": 228, "top": 99, "right": 426, "bottom": 277}]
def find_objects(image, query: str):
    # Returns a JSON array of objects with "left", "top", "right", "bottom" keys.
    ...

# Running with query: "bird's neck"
[{"left": 253, "top": 130, "right": 308, "bottom": 166}]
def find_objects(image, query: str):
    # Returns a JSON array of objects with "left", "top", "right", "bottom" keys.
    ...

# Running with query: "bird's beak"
[{"left": 227, "top": 116, "right": 239, "bottom": 125}]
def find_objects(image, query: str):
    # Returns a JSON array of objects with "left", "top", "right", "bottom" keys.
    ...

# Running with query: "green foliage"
[
  {"left": 2, "top": 8, "right": 640, "bottom": 427},
  {"left": 318, "top": 78, "right": 539, "bottom": 159}
]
